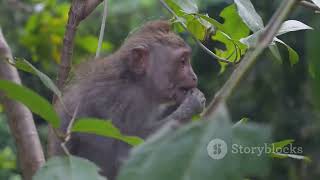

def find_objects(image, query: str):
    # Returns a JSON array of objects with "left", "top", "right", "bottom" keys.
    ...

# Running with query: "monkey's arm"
[{"left": 147, "top": 88, "right": 206, "bottom": 132}]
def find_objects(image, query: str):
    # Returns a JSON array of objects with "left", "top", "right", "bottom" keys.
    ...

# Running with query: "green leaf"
[
  {"left": 275, "top": 38, "right": 299, "bottom": 65},
  {"left": 13, "top": 58, "right": 62, "bottom": 99},
  {"left": 233, "top": 117, "right": 249, "bottom": 128},
  {"left": 271, "top": 139, "right": 294, "bottom": 149},
  {"left": 118, "top": 104, "right": 271, "bottom": 180},
  {"left": 33, "top": 156, "right": 105, "bottom": 180},
  {"left": 195, "top": 14, "right": 225, "bottom": 31},
  {"left": 310, "top": 0, "right": 320, "bottom": 8},
  {"left": 172, "top": 0, "right": 198, "bottom": 14},
  {"left": 72, "top": 118, "right": 144, "bottom": 146},
  {"left": 211, "top": 4, "right": 250, "bottom": 70},
  {"left": 269, "top": 44, "right": 283, "bottom": 64},
  {"left": 186, "top": 18, "right": 206, "bottom": 40},
  {"left": 271, "top": 153, "right": 311, "bottom": 163},
  {"left": 218, "top": 4, "right": 251, "bottom": 40},
  {"left": 164, "top": 0, "right": 198, "bottom": 16},
  {"left": 0, "top": 80, "right": 60, "bottom": 128},
  {"left": 234, "top": 0, "right": 264, "bottom": 32},
  {"left": 277, "top": 20, "right": 313, "bottom": 36}
]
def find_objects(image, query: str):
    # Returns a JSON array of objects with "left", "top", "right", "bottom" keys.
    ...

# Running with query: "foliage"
[
  {"left": 0, "top": 0, "right": 319, "bottom": 179},
  {"left": 118, "top": 105, "right": 271, "bottom": 180},
  {"left": 0, "top": 80, "right": 60, "bottom": 128},
  {"left": 72, "top": 118, "right": 144, "bottom": 146},
  {"left": 164, "top": 0, "right": 312, "bottom": 70},
  {"left": 33, "top": 156, "right": 105, "bottom": 180},
  {"left": 20, "top": 0, "right": 113, "bottom": 65}
]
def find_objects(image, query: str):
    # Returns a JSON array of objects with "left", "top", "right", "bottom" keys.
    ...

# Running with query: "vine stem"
[
  {"left": 96, "top": 0, "right": 108, "bottom": 58},
  {"left": 203, "top": 0, "right": 298, "bottom": 118}
]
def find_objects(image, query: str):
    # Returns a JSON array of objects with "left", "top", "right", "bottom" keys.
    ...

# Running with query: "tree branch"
[
  {"left": 55, "top": 0, "right": 103, "bottom": 97},
  {"left": 0, "top": 29, "right": 45, "bottom": 180},
  {"left": 203, "top": 0, "right": 298, "bottom": 118},
  {"left": 49, "top": 0, "right": 103, "bottom": 157}
]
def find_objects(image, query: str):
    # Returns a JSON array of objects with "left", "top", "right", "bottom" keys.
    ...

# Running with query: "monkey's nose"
[{"left": 192, "top": 75, "right": 198, "bottom": 82}]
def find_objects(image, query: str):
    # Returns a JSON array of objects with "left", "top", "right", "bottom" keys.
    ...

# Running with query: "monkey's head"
[{"left": 118, "top": 20, "right": 198, "bottom": 104}]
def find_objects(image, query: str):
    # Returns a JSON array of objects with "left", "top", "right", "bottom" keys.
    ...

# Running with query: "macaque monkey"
[{"left": 53, "top": 20, "right": 205, "bottom": 180}]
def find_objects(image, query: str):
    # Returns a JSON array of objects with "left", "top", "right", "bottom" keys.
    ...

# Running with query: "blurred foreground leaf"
[
  {"left": 118, "top": 104, "right": 271, "bottom": 180},
  {"left": 33, "top": 156, "right": 105, "bottom": 180},
  {"left": 0, "top": 80, "right": 60, "bottom": 128},
  {"left": 72, "top": 118, "right": 143, "bottom": 146}
]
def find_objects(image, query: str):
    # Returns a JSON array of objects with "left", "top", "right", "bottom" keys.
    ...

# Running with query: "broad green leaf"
[
  {"left": 271, "top": 139, "right": 294, "bottom": 149},
  {"left": 13, "top": 58, "right": 62, "bottom": 99},
  {"left": 271, "top": 153, "right": 311, "bottom": 163},
  {"left": 33, "top": 156, "right": 105, "bottom": 180},
  {"left": 311, "top": 0, "right": 320, "bottom": 8},
  {"left": 72, "top": 118, "right": 143, "bottom": 146},
  {"left": 277, "top": 20, "right": 312, "bottom": 36},
  {"left": 275, "top": 38, "right": 299, "bottom": 65},
  {"left": 211, "top": 4, "right": 250, "bottom": 71},
  {"left": 163, "top": 0, "right": 197, "bottom": 16},
  {"left": 186, "top": 18, "right": 206, "bottom": 40},
  {"left": 218, "top": 4, "right": 250, "bottom": 40},
  {"left": 0, "top": 80, "right": 60, "bottom": 128},
  {"left": 163, "top": 0, "right": 184, "bottom": 16},
  {"left": 234, "top": 0, "right": 264, "bottom": 32},
  {"left": 269, "top": 44, "right": 283, "bottom": 64},
  {"left": 173, "top": 0, "right": 198, "bottom": 14},
  {"left": 118, "top": 104, "right": 271, "bottom": 180},
  {"left": 195, "top": 14, "right": 225, "bottom": 31}
]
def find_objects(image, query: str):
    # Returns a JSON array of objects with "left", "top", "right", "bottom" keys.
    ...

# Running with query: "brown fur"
[{"left": 53, "top": 20, "right": 201, "bottom": 180}]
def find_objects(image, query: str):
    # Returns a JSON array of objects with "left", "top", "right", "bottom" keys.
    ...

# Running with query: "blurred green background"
[{"left": 0, "top": 0, "right": 319, "bottom": 179}]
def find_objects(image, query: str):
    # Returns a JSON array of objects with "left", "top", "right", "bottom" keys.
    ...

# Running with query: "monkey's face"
[{"left": 146, "top": 44, "right": 198, "bottom": 104}]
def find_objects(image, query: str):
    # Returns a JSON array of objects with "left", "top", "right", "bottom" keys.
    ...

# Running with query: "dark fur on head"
[{"left": 72, "top": 20, "right": 187, "bottom": 83}]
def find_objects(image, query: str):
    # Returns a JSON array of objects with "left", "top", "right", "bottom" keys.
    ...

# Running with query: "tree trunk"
[{"left": 0, "top": 29, "right": 45, "bottom": 180}]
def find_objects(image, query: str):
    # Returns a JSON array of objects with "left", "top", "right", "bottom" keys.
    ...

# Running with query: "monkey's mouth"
[
  {"left": 179, "top": 87, "right": 189, "bottom": 95},
  {"left": 173, "top": 87, "right": 190, "bottom": 103}
]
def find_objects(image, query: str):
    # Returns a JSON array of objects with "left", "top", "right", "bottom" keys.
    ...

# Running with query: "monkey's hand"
[
  {"left": 170, "top": 88, "right": 206, "bottom": 122},
  {"left": 145, "top": 88, "right": 205, "bottom": 135}
]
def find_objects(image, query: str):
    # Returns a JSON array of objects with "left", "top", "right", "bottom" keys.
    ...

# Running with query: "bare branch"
[
  {"left": 49, "top": 0, "right": 103, "bottom": 157},
  {"left": 203, "top": 0, "right": 298, "bottom": 118},
  {"left": 0, "top": 29, "right": 45, "bottom": 180},
  {"left": 55, "top": 0, "right": 103, "bottom": 97}
]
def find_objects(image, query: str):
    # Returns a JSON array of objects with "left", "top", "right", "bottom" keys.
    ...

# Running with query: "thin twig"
[
  {"left": 300, "top": 1, "right": 320, "bottom": 11},
  {"left": 203, "top": 0, "right": 298, "bottom": 118},
  {"left": 60, "top": 102, "right": 80, "bottom": 156},
  {"left": 159, "top": 0, "right": 233, "bottom": 64},
  {"left": 96, "top": 0, "right": 108, "bottom": 58}
]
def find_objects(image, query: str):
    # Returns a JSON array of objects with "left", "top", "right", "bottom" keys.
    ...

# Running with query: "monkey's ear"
[{"left": 129, "top": 46, "right": 148, "bottom": 75}]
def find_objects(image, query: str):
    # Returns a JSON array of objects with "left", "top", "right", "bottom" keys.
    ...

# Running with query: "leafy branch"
[
  {"left": 203, "top": 0, "right": 298, "bottom": 117},
  {"left": 160, "top": 0, "right": 233, "bottom": 64}
]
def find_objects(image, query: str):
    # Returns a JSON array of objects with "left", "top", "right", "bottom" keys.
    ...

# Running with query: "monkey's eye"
[{"left": 180, "top": 57, "right": 187, "bottom": 66}]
